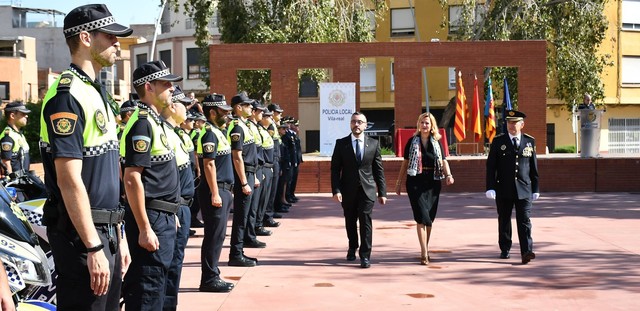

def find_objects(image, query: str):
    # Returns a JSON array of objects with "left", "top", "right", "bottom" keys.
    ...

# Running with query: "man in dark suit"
[
  {"left": 331, "top": 112, "right": 387, "bottom": 268},
  {"left": 486, "top": 110, "right": 539, "bottom": 264}
]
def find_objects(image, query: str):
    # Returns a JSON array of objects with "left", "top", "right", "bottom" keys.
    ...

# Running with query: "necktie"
[
  {"left": 512, "top": 137, "right": 519, "bottom": 151},
  {"left": 355, "top": 139, "right": 362, "bottom": 165}
]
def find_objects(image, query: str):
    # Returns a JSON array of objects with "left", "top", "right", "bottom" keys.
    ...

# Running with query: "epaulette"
[
  {"left": 495, "top": 133, "right": 505, "bottom": 138},
  {"left": 137, "top": 106, "right": 148, "bottom": 119},
  {"left": 205, "top": 124, "right": 213, "bottom": 131},
  {"left": 57, "top": 73, "right": 74, "bottom": 92},
  {"left": 4, "top": 129, "right": 10, "bottom": 135},
  {"left": 523, "top": 133, "right": 535, "bottom": 139}
]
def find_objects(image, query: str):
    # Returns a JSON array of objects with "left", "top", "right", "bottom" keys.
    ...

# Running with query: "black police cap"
[
  {"left": 505, "top": 110, "right": 526, "bottom": 121},
  {"left": 203, "top": 93, "right": 232, "bottom": 111},
  {"left": 120, "top": 100, "right": 137, "bottom": 112},
  {"left": 267, "top": 103, "right": 283, "bottom": 113},
  {"left": 4, "top": 101, "right": 31, "bottom": 114},
  {"left": 63, "top": 4, "right": 133, "bottom": 38},
  {"left": 132, "top": 60, "right": 183, "bottom": 87},
  {"left": 171, "top": 85, "right": 193, "bottom": 104},
  {"left": 230, "top": 91, "right": 252, "bottom": 106}
]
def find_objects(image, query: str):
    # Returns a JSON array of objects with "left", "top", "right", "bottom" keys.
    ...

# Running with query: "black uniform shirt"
[
  {"left": 228, "top": 119, "right": 258, "bottom": 167},
  {"left": 199, "top": 123, "right": 234, "bottom": 184}
]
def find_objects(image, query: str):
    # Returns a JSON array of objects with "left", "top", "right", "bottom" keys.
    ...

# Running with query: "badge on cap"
[
  {"left": 95, "top": 110, "right": 107, "bottom": 134},
  {"left": 51, "top": 112, "right": 78, "bottom": 136},
  {"left": 132, "top": 135, "right": 150, "bottom": 153},
  {"left": 203, "top": 142, "right": 215, "bottom": 153},
  {"left": 1, "top": 142, "right": 12, "bottom": 152}
]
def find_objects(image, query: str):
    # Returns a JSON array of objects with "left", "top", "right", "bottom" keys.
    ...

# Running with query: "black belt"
[
  {"left": 245, "top": 165, "right": 256, "bottom": 173},
  {"left": 422, "top": 167, "right": 434, "bottom": 170},
  {"left": 263, "top": 163, "right": 274, "bottom": 168},
  {"left": 147, "top": 199, "right": 180, "bottom": 214},
  {"left": 91, "top": 208, "right": 125, "bottom": 225},
  {"left": 217, "top": 182, "right": 233, "bottom": 191},
  {"left": 179, "top": 197, "right": 193, "bottom": 206}
]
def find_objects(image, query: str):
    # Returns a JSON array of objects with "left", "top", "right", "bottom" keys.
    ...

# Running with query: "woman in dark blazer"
[{"left": 395, "top": 112, "right": 454, "bottom": 265}]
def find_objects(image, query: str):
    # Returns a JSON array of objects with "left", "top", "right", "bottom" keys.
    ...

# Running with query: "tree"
[
  {"left": 442, "top": 0, "right": 611, "bottom": 111},
  {"left": 168, "top": 0, "right": 385, "bottom": 100}
]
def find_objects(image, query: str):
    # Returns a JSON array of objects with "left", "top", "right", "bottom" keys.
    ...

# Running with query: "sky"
[{"left": 10, "top": 0, "right": 164, "bottom": 25}]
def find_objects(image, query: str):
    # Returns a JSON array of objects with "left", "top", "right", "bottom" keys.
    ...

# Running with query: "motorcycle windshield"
[{"left": 0, "top": 185, "right": 38, "bottom": 245}]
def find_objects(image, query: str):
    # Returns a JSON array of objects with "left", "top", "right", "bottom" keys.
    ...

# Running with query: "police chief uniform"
[
  {"left": 227, "top": 92, "right": 260, "bottom": 267},
  {"left": 197, "top": 94, "right": 235, "bottom": 292},
  {"left": 120, "top": 61, "right": 182, "bottom": 310},
  {"left": 163, "top": 85, "right": 195, "bottom": 310},
  {"left": 1, "top": 101, "right": 32, "bottom": 174},
  {"left": 486, "top": 110, "right": 539, "bottom": 264}
]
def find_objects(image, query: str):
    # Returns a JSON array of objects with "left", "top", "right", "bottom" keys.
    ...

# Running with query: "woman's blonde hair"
[{"left": 414, "top": 112, "right": 441, "bottom": 140}]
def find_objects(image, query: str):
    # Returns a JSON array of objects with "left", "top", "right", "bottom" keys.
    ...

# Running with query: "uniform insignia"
[
  {"left": 160, "top": 133, "right": 170, "bottom": 149},
  {"left": 139, "top": 109, "right": 149, "bottom": 118},
  {"left": 132, "top": 135, "right": 151, "bottom": 153},
  {"left": 205, "top": 124, "right": 212, "bottom": 131},
  {"left": 3, "top": 129, "right": 9, "bottom": 135},
  {"left": 180, "top": 142, "right": 188, "bottom": 153},
  {"left": 500, "top": 145, "right": 506, "bottom": 151},
  {"left": 50, "top": 112, "right": 78, "bottom": 136},
  {"left": 57, "top": 73, "right": 73, "bottom": 92},
  {"left": 1, "top": 142, "right": 11, "bottom": 151},
  {"left": 230, "top": 133, "right": 241, "bottom": 142},
  {"left": 203, "top": 142, "right": 215, "bottom": 153},
  {"left": 95, "top": 110, "right": 107, "bottom": 134}
]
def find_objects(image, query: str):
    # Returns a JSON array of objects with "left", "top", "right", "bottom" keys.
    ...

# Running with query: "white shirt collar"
[
  {"left": 351, "top": 134, "right": 363, "bottom": 142},
  {"left": 509, "top": 133, "right": 521, "bottom": 142}
]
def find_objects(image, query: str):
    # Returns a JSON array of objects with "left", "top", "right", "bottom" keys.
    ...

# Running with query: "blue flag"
[
  {"left": 484, "top": 78, "right": 493, "bottom": 117},
  {"left": 502, "top": 78, "right": 512, "bottom": 133}
]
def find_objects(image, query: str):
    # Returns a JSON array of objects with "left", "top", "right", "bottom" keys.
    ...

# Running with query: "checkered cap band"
[
  {"left": 64, "top": 16, "right": 115, "bottom": 38},
  {"left": 172, "top": 92, "right": 186, "bottom": 101},
  {"left": 203, "top": 100, "right": 227, "bottom": 107},
  {"left": 120, "top": 106, "right": 136, "bottom": 112},
  {"left": 133, "top": 69, "right": 171, "bottom": 87}
]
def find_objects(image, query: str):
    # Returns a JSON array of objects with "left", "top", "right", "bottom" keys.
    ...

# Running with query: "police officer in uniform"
[
  {"left": 227, "top": 92, "right": 260, "bottom": 267},
  {"left": 486, "top": 110, "right": 539, "bottom": 264},
  {"left": 162, "top": 85, "right": 194, "bottom": 310},
  {"left": 197, "top": 93, "right": 235, "bottom": 292},
  {"left": 255, "top": 109, "right": 278, "bottom": 231},
  {"left": 39, "top": 4, "right": 132, "bottom": 310},
  {"left": 120, "top": 60, "right": 182, "bottom": 310},
  {"left": 276, "top": 117, "right": 295, "bottom": 212},
  {"left": 265, "top": 103, "right": 284, "bottom": 221},
  {"left": 117, "top": 99, "right": 137, "bottom": 140},
  {"left": 190, "top": 112, "right": 207, "bottom": 229},
  {"left": 288, "top": 119, "right": 303, "bottom": 203},
  {"left": 244, "top": 100, "right": 268, "bottom": 247},
  {"left": 1, "top": 101, "right": 31, "bottom": 175}
]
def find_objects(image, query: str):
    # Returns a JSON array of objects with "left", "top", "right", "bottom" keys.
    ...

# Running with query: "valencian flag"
[
  {"left": 485, "top": 78, "right": 497, "bottom": 142},
  {"left": 502, "top": 77, "right": 513, "bottom": 132},
  {"left": 454, "top": 71, "right": 466, "bottom": 142},
  {"left": 471, "top": 75, "right": 482, "bottom": 142}
]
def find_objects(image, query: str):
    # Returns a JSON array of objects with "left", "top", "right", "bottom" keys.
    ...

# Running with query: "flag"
[
  {"left": 485, "top": 78, "right": 497, "bottom": 142},
  {"left": 502, "top": 77, "right": 512, "bottom": 132},
  {"left": 471, "top": 75, "right": 482, "bottom": 142},
  {"left": 454, "top": 71, "right": 466, "bottom": 142}
]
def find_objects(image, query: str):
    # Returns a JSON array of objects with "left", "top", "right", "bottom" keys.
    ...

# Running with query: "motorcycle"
[{"left": 0, "top": 182, "right": 55, "bottom": 310}]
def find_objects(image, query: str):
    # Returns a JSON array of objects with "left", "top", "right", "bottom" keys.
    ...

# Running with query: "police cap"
[
  {"left": 505, "top": 110, "right": 526, "bottom": 121},
  {"left": 230, "top": 91, "right": 252, "bottom": 106},
  {"left": 171, "top": 85, "right": 193, "bottom": 104},
  {"left": 132, "top": 60, "right": 183, "bottom": 87},
  {"left": 4, "top": 101, "right": 31, "bottom": 114},
  {"left": 203, "top": 93, "right": 232, "bottom": 111},
  {"left": 63, "top": 4, "right": 133, "bottom": 38},
  {"left": 267, "top": 103, "right": 283, "bottom": 113},
  {"left": 120, "top": 100, "right": 137, "bottom": 112}
]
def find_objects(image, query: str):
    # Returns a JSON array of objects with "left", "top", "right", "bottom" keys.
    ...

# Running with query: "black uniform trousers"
[
  {"left": 123, "top": 207, "right": 176, "bottom": 311},
  {"left": 164, "top": 203, "right": 191, "bottom": 311},
  {"left": 342, "top": 186, "right": 374, "bottom": 259},
  {"left": 245, "top": 165, "right": 263, "bottom": 243},
  {"left": 48, "top": 224, "right": 121, "bottom": 311},
  {"left": 265, "top": 159, "right": 280, "bottom": 217},
  {"left": 496, "top": 195, "right": 533, "bottom": 255},
  {"left": 288, "top": 163, "right": 299, "bottom": 199},
  {"left": 229, "top": 170, "right": 255, "bottom": 259},
  {"left": 256, "top": 164, "right": 274, "bottom": 226},
  {"left": 200, "top": 187, "right": 232, "bottom": 285}
]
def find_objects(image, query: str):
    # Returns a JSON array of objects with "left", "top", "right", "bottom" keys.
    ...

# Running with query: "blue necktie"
[{"left": 355, "top": 139, "right": 362, "bottom": 165}]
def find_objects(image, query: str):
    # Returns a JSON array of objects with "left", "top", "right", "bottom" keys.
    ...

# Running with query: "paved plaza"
[{"left": 176, "top": 192, "right": 640, "bottom": 310}]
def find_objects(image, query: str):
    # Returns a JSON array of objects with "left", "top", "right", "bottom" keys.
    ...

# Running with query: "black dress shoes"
[
  {"left": 244, "top": 239, "right": 267, "bottom": 248},
  {"left": 360, "top": 258, "right": 371, "bottom": 268},
  {"left": 191, "top": 219, "right": 204, "bottom": 228},
  {"left": 199, "top": 278, "right": 234, "bottom": 292},
  {"left": 346, "top": 249, "right": 356, "bottom": 261},
  {"left": 228, "top": 256, "right": 256, "bottom": 267},
  {"left": 263, "top": 219, "right": 281, "bottom": 227},
  {"left": 522, "top": 252, "right": 536, "bottom": 264},
  {"left": 243, "top": 254, "right": 259, "bottom": 264},
  {"left": 189, "top": 229, "right": 196, "bottom": 236},
  {"left": 500, "top": 251, "right": 510, "bottom": 259},
  {"left": 255, "top": 227, "right": 272, "bottom": 236},
  {"left": 272, "top": 212, "right": 283, "bottom": 219}
]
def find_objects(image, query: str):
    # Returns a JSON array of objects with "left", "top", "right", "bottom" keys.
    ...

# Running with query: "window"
[
  {"left": 360, "top": 63, "right": 376, "bottom": 92},
  {"left": 448, "top": 4, "right": 486, "bottom": 34},
  {"left": 366, "top": 10, "right": 376, "bottom": 34},
  {"left": 0, "top": 82, "right": 9, "bottom": 101},
  {"left": 186, "top": 48, "right": 208, "bottom": 80},
  {"left": 448, "top": 67, "right": 456, "bottom": 89},
  {"left": 159, "top": 50, "right": 172, "bottom": 70},
  {"left": 135, "top": 53, "right": 148, "bottom": 69},
  {"left": 622, "top": 0, "right": 640, "bottom": 30},
  {"left": 391, "top": 8, "right": 415, "bottom": 37},
  {"left": 609, "top": 118, "right": 640, "bottom": 153},
  {"left": 622, "top": 56, "right": 640, "bottom": 84}
]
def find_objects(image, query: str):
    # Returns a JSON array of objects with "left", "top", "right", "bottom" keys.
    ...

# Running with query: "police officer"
[
  {"left": 228, "top": 91, "right": 259, "bottom": 267},
  {"left": 486, "top": 110, "right": 539, "bottom": 264},
  {"left": 162, "top": 85, "right": 194, "bottom": 310},
  {"left": 39, "top": 4, "right": 132, "bottom": 310},
  {"left": 197, "top": 93, "right": 235, "bottom": 292},
  {"left": 275, "top": 117, "right": 295, "bottom": 212},
  {"left": 120, "top": 60, "right": 182, "bottom": 310},
  {"left": 255, "top": 109, "right": 278, "bottom": 231},
  {"left": 265, "top": 103, "right": 284, "bottom": 221},
  {"left": 190, "top": 112, "right": 207, "bottom": 229},
  {"left": 244, "top": 100, "right": 268, "bottom": 247},
  {"left": 1, "top": 101, "right": 31, "bottom": 175},
  {"left": 117, "top": 99, "right": 137, "bottom": 140},
  {"left": 287, "top": 118, "right": 302, "bottom": 203}
]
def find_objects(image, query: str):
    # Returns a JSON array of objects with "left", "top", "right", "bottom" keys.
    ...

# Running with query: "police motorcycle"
[
  {"left": 0, "top": 182, "right": 55, "bottom": 310},
  {"left": 2, "top": 170, "right": 48, "bottom": 245}
]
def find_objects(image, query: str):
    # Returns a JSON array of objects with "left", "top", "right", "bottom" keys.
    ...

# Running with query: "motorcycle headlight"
[{"left": 1, "top": 252, "right": 49, "bottom": 287}]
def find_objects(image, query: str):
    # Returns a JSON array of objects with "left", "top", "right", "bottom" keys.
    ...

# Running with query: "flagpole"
[
  {"left": 408, "top": 0, "right": 430, "bottom": 112},
  {"left": 150, "top": 0, "right": 167, "bottom": 61}
]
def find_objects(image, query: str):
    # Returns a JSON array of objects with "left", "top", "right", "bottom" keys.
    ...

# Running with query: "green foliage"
[
  {"left": 553, "top": 145, "right": 576, "bottom": 153},
  {"left": 442, "top": 0, "right": 611, "bottom": 110},
  {"left": 380, "top": 146, "right": 395, "bottom": 156},
  {"left": 0, "top": 102, "right": 42, "bottom": 163},
  {"left": 170, "top": 0, "right": 386, "bottom": 100}
]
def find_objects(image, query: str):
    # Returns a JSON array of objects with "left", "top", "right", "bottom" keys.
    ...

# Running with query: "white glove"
[
  {"left": 485, "top": 190, "right": 496, "bottom": 199},
  {"left": 532, "top": 193, "right": 540, "bottom": 201}
]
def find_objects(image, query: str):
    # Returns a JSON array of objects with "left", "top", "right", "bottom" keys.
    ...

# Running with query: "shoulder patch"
[
  {"left": 132, "top": 135, "right": 151, "bottom": 153},
  {"left": 1, "top": 142, "right": 12, "bottom": 151},
  {"left": 523, "top": 133, "right": 535, "bottom": 139},
  {"left": 50, "top": 112, "right": 78, "bottom": 136},
  {"left": 57, "top": 73, "right": 74, "bottom": 92},
  {"left": 203, "top": 142, "right": 215, "bottom": 153},
  {"left": 230, "top": 133, "right": 241, "bottom": 142}
]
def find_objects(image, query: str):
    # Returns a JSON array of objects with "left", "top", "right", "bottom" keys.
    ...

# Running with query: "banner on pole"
[{"left": 319, "top": 82, "right": 356, "bottom": 156}]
